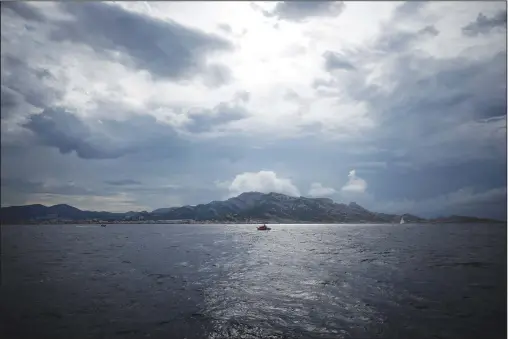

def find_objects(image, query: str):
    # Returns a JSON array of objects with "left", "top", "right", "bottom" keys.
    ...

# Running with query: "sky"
[{"left": 1, "top": 1, "right": 506, "bottom": 219}]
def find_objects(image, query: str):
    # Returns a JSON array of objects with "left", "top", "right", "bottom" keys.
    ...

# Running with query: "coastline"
[{"left": 2, "top": 220, "right": 505, "bottom": 226}]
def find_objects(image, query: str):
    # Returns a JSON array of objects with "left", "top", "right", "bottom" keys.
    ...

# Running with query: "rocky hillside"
[
  {"left": 0, "top": 204, "right": 128, "bottom": 224},
  {"left": 1, "top": 192, "right": 502, "bottom": 224},
  {"left": 153, "top": 192, "right": 423, "bottom": 223}
]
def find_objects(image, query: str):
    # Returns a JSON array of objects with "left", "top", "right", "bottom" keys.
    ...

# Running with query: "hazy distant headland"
[{"left": 0, "top": 192, "right": 504, "bottom": 225}]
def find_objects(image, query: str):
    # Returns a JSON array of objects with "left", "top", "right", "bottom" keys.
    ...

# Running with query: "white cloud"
[
  {"left": 0, "top": 1, "right": 386, "bottom": 140},
  {"left": 308, "top": 182, "right": 336, "bottom": 197},
  {"left": 2, "top": 2, "right": 505, "bottom": 145},
  {"left": 341, "top": 169, "right": 367, "bottom": 193},
  {"left": 1, "top": 2, "right": 506, "bottom": 220},
  {"left": 220, "top": 170, "right": 300, "bottom": 197}
]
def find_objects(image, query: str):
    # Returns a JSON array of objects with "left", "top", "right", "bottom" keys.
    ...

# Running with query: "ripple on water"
[{"left": 1, "top": 223, "right": 505, "bottom": 339}]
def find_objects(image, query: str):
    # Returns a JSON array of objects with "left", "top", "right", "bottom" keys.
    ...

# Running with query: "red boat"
[{"left": 257, "top": 224, "right": 271, "bottom": 231}]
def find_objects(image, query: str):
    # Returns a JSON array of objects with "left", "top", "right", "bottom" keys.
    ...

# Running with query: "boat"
[
  {"left": 101, "top": 224, "right": 107, "bottom": 227},
  {"left": 257, "top": 224, "right": 271, "bottom": 231},
  {"left": 400, "top": 217, "right": 405, "bottom": 224}
]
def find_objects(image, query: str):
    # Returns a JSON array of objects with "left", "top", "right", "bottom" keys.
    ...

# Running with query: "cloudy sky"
[{"left": 1, "top": 1, "right": 506, "bottom": 219}]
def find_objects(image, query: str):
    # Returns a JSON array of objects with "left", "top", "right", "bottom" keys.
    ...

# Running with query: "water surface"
[{"left": 1, "top": 223, "right": 506, "bottom": 338}]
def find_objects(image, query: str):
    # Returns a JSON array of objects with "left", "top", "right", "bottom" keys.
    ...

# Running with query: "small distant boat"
[
  {"left": 257, "top": 224, "right": 271, "bottom": 231},
  {"left": 400, "top": 217, "right": 405, "bottom": 224},
  {"left": 101, "top": 224, "right": 107, "bottom": 227}
]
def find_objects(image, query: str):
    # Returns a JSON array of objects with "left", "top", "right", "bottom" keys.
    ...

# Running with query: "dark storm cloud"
[
  {"left": 23, "top": 108, "right": 124, "bottom": 159},
  {"left": 19, "top": 94, "right": 239, "bottom": 160},
  {"left": 49, "top": 2, "right": 233, "bottom": 83},
  {"left": 1, "top": 2, "right": 243, "bottom": 161},
  {"left": 370, "top": 186, "right": 507, "bottom": 220},
  {"left": 376, "top": 25, "right": 439, "bottom": 52},
  {"left": 385, "top": 51, "right": 505, "bottom": 124},
  {"left": 262, "top": 1, "right": 345, "bottom": 22},
  {"left": 17, "top": 98, "right": 250, "bottom": 162},
  {"left": 104, "top": 179, "right": 142, "bottom": 186},
  {"left": 185, "top": 102, "right": 249, "bottom": 133},
  {"left": 1, "top": 86, "right": 24, "bottom": 117},
  {"left": 318, "top": 43, "right": 505, "bottom": 154},
  {"left": 311, "top": 6, "right": 506, "bottom": 220},
  {"left": 1, "top": 56, "right": 61, "bottom": 118},
  {"left": 1, "top": 177, "right": 94, "bottom": 196},
  {"left": 474, "top": 103, "right": 507, "bottom": 121},
  {"left": 392, "top": 1, "right": 427, "bottom": 19},
  {"left": 323, "top": 51, "right": 355, "bottom": 71},
  {"left": 1, "top": 1, "right": 506, "bottom": 220},
  {"left": 462, "top": 10, "right": 507, "bottom": 37},
  {"left": 97, "top": 114, "right": 195, "bottom": 161},
  {"left": 446, "top": 187, "right": 506, "bottom": 220},
  {"left": 1, "top": 1, "right": 47, "bottom": 23},
  {"left": 368, "top": 160, "right": 507, "bottom": 203},
  {"left": 22, "top": 108, "right": 132, "bottom": 159},
  {"left": 1, "top": 177, "right": 45, "bottom": 194}
]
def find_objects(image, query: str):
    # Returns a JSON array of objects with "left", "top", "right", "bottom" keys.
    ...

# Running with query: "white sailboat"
[{"left": 400, "top": 216, "right": 405, "bottom": 224}]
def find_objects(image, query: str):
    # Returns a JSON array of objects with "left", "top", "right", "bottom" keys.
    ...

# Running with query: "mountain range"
[{"left": 0, "top": 192, "right": 504, "bottom": 224}]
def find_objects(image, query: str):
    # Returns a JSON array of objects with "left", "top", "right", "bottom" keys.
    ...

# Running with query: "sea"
[{"left": 1, "top": 223, "right": 506, "bottom": 339}]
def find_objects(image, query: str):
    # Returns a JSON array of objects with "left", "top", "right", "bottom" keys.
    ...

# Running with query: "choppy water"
[{"left": 1, "top": 223, "right": 506, "bottom": 339}]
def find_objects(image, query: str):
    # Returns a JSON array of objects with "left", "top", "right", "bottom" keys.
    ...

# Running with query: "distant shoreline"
[
  {"left": 2, "top": 192, "right": 505, "bottom": 225},
  {"left": 2, "top": 220, "right": 505, "bottom": 226}
]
